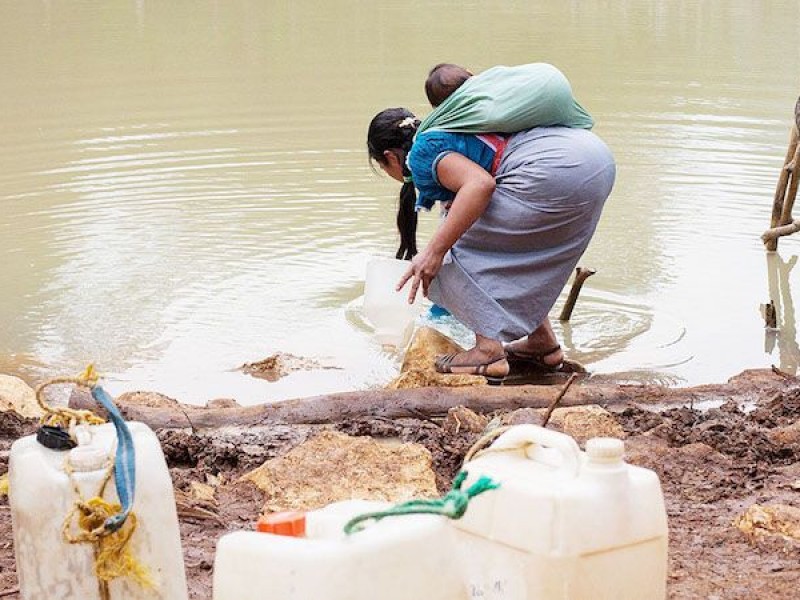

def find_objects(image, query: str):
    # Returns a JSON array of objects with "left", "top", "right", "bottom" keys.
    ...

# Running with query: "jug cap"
[
  {"left": 68, "top": 444, "right": 110, "bottom": 472},
  {"left": 256, "top": 511, "right": 306, "bottom": 537},
  {"left": 585, "top": 437, "right": 624, "bottom": 463}
]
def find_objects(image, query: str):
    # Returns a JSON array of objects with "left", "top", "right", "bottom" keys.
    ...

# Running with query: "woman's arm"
[{"left": 399, "top": 153, "right": 496, "bottom": 302}]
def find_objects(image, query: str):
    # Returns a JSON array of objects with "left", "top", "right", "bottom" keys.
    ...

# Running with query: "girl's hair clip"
[{"left": 398, "top": 117, "right": 418, "bottom": 129}]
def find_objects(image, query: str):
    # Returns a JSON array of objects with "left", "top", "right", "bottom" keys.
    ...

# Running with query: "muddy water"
[{"left": 2, "top": 2, "right": 800, "bottom": 404}]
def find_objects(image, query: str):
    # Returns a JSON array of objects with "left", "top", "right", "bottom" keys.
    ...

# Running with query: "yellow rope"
[
  {"left": 40, "top": 366, "right": 154, "bottom": 592},
  {"left": 61, "top": 459, "right": 154, "bottom": 591},
  {"left": 35, "top": 364, "right": 105, "bottom": 429}
]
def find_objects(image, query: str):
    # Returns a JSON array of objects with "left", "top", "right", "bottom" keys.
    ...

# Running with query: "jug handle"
[{"left": 490, "top": 425, "right": 581, "bottom": 477}]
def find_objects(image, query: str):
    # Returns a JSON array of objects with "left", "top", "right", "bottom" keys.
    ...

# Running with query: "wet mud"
[{"left": 1, "top": 371, "right": 799, "bottom": 599}]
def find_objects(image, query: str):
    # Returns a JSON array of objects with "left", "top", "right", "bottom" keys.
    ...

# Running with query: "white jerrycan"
[
  {"left": 9, "top": 421, "right": 188, "bottom": 600},
  {"left": 213, "top": 499, "right": 466, "bottom": 600},
  {"left": 363, "top": 257, "right": 423, "bottom": 348},
  {"left": 455, "top": 425, "right": 668, "bottom": 599}
]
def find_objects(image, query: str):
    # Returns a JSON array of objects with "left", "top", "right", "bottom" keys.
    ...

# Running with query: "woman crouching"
[{"left": 367, "top": 107, "right": 615, "bottom": 382}]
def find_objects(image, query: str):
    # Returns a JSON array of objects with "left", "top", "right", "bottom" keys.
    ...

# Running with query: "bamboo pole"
[
  {"left": 765, "top": 125, "right": 799, "bottom": 251},
  {"left": 559, "top": 267, "right": 596, "bottom": 321}
]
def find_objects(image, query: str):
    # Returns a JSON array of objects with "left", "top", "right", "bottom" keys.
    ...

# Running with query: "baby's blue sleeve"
[{"left": 408, "top": 132, "right": 457, "bottom": 211}]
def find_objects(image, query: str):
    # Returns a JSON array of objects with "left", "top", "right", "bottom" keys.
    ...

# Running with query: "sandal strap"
[
  {"left": 505, "top": 344, "right": 562, "bottom": 361},
  {"left": 434, "top": 353, "right": 458, "bottom": 372},
  {"left": 434, "top": 353, "right": 507, "bottom": 375},
  {"left": 475, "top": 356, "right": 506, "bottom": 375}
]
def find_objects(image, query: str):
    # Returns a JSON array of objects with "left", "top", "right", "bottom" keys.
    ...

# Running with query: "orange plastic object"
[{"left": 256, "top": 511, "right": 306, "bottom": 537}]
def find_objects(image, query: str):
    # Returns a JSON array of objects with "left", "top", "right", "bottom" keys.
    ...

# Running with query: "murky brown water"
[{"left": 2, "top": 1, "right": 800, "bottom": 404}]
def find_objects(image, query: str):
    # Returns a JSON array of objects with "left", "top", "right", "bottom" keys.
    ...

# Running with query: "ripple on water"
[{"left": 347, "top": 289, "right": 692, "bottom": 387}]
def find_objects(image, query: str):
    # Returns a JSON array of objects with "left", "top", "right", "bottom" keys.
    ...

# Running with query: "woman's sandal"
[
  {"left": 504, "top": 344, "right": 565, "bottom": 372},
  {"left": 434, "top": 353, "right": 510, "bottom": 385}
]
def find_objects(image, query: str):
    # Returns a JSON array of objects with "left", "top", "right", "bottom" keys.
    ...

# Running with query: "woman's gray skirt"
[{"left": 428, "top": 126, "right": 616, "bottom": 342}]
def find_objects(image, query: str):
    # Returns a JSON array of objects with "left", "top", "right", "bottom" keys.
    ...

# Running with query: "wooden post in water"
[
  {"left": 764, "top": 120, "right": 800, "bottom": 251},
  {"left": 559, "top": 267, "right": 596, "bottom": 322}
]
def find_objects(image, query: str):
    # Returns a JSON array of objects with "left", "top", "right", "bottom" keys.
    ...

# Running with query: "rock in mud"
[
  {"left": 735, "top": 503, "right": 800, "bottom": 545},
  {"left": 117, "top": 390, "right": 183, "bottom": 409},
  {"left": 240, "top": 353, "right": 337, "bottom": 382},
  {"left": 241, "top": 430, "right": 439, "bottom": 513},
  {"left": 768, "top": 421, "right": 800, "bottom": 447},
  {"left": 0, "top": 374, "right": 42, "bottom": 418},
  {"left": 442, "top": 406, "right": 489, "bottom": 435},
  {"left": 500, "top": 405, "right": 624, "bottom": 445},
  {"left": 206, "top": 398, "right": 241, "bottom": 409},
  {"left": 388, "top": 327, "right": 486, "bottom": 389}
]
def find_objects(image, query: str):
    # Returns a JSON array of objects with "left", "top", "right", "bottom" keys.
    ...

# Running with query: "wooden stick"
[
  {"left": 779, "top": 141, "right": 800, "bottom": 227},
  {"left": 795, "top": 96, "right": 800, "bottom": 134},
  {"left": 541, "top": 373, "right": 579, "bottom": 427},
  {"left": 766, "top": 125, "right": 799, "bottom": 251},
  {"left": 761, "top": 218, "right": 800, "bottom": 244},
  {"left": 559, "top": 267, "right": 596, "bottom": 321}
]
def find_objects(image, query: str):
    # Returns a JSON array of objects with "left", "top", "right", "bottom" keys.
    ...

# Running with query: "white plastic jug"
[
  {"left": 456, "top": 425, "right": 668, "bottom": 599},
  {"left": 213, "top": 499, "right": 465, "bottom": 600},
  {"left": 9, "top": 422, "right": 188, "bottom": 600},
  {"left": 363, "top": 257, "right": 423, "bottom": 348}
]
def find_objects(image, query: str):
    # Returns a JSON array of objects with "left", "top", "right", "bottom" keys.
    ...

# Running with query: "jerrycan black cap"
[{"left": 36, "top": 425, "right": 77, "bottom": 451}]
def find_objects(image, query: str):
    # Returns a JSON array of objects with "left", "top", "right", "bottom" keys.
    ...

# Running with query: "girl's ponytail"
[{"left": 396, "top": 182, "right": 418, "bottom": 260}]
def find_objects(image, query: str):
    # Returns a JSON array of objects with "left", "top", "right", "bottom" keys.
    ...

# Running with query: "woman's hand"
[
  {"left": 397, "top": 246, "right": 447, "bottom": 304},
  {"left": 396, "top": 152, "right": 495, "bottom": 304}
]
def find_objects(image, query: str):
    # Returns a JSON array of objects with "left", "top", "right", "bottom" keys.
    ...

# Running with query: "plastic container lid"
[
  {"left": 256, "top": 511, "right": 306, "bottom": 537},
  {"left": 585, "top": 437, "right": 625, "bottom": 464},
  {"left": 68, "top": 445, "right": 110, "bottom": 472}
]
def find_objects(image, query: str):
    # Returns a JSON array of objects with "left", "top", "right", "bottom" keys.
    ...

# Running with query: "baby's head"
[{"left": 425, "top": 63, "right": 473, "bottom": 107}]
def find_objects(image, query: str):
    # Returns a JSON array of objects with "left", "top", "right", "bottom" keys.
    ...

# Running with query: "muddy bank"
[{"left": 1, "top": 369, "right": 799, "bottom": 598}]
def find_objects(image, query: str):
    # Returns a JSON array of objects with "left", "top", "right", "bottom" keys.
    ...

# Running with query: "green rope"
[{"left": 343, "top": 471, "right": 500, "bottom": 535}]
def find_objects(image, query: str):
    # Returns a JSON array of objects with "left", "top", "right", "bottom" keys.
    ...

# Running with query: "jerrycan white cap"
[
  {"left": 585, "top": 437, "right": 625, "bottom": 464},
  {"left": 68, "top": 445, "right": 109, "bottom": 472},
  {"left": 68, "top": 427, "right": 111, "bottom": 472}
]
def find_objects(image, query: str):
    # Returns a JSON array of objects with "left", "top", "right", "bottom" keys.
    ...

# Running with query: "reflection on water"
[
  {"left": 766, "top": 252, "right": 800, "bottom": 375},
  {"left": 2, "top": 1, "right": 800, "bottom": 404}
]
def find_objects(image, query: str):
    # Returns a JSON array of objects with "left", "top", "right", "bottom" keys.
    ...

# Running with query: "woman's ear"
[{"left": 381, "top": 150, "right": 405, "bottom": 182}]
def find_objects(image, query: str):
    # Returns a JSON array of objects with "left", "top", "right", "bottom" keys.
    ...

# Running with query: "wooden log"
[
  {"left": 766, "top": 125, "right": 799, "bottom": 251},
  {"left": 69, "top": 369, "right": 789, "bottom": 430}
]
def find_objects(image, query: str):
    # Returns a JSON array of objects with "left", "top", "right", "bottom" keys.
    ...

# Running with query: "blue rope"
[{"left": 90, "top": 385, "right": 136, "bottom": 533}]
